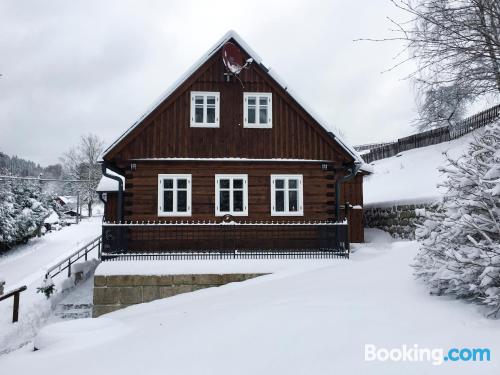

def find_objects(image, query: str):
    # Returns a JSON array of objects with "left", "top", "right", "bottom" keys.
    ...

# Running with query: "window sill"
[
  {"left": 243, "top": 124, "right": 273, "bottom": 129},
  {"left": 271, "top": 212, "right": 304, "bottom": 217},
  {"left": 157, "top": 212, "right": 192, "bottom": 217},
  {"left": 215, "top": 212, "right": 249, "bottom": 217},
  {"left": 190, "top": 123, "right": 219, "bottom": 128}
]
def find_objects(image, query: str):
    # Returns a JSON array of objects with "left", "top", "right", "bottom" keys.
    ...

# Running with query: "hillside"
[{"left": 363, "top": 129, "right": 482, "bottom": 207}]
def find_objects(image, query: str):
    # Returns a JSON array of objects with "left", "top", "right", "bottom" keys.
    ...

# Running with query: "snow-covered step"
[{"left": 54, "top": 303, "right": 92, "bottom": 320}]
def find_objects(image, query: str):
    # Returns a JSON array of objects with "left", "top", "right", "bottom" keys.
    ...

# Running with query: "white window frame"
[
  {"left": 157, "top": 174, "right": 192, "bottom": 217},
  {"left": 190, "top": 91, "right": 220, "bottom": 128},
  {"left": 270, "top": 175, "right": 303, "bottom": 216},
  {"left": 243, "top": 92, "right": 272, "bottom": 128},
  {"left": 215, "top": 174, "right": 248, "bottom": 216}
]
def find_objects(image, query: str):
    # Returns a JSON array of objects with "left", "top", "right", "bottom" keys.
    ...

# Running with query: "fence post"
[
  {"left": 67, "top": 259, "right": 71, "bottom": 277},
  {"left": 13, "top": 291, "right": 20, "bottom": 322}
]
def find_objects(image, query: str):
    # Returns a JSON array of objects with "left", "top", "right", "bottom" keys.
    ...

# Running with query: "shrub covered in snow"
[
  {"left": 0, "top": 175, "right": 53, "bottom": 249},
  {"left": 37, "top": 277, "right": 56, "bottom": 299},
  {"left": 414, "top": 120, "right": 500, "bottom": 316}
]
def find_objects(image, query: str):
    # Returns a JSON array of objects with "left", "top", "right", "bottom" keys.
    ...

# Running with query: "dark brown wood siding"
[
  {"left": 104, "top": 38, "right": 353, "bottom": 165},
  {"left": 102, "top": 37, "right": 366, "bottom": 243},
  {"left": 121, "top": 160, "right": 364, "bottom": 242},
  {"left": 104, "top": 193, "right": 117, "bottom": 222}
]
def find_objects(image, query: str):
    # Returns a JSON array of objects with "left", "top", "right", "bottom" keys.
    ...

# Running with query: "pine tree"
[{"left": 414, "top": 119, "right": 500, "bottom": 316}]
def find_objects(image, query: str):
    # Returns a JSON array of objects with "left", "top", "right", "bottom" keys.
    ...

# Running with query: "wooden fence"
[{"left": 358, "top": 104, "right": 500, "bottom": 164}]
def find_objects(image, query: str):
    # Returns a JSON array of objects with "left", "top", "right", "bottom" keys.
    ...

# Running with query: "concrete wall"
[
  {"left": 363, "top": 202, "right": 440, "bottom": 239},
  {"left": 93, "top": 273, "right": 265, "bottom": 317}
]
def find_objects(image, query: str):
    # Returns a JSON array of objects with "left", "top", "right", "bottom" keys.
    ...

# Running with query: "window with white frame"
[
  {"left": 215, "top": 175, "right": 248, "bottom": 216},
  {"left": 190, "top": 91, "right": 220, "bottom": 127},
  {"left": 271, "top": 175, "right": 303, "bottom": 216},
  {"left": 243, "top": 92, "right": 272, "bottom": 128},
  {"left": 157, "top": 174, "right": 192, "bottom": 216}
]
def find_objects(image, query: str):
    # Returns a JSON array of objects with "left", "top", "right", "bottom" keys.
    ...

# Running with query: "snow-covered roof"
[
  {"left": 96, "top": 170, "right": 125, "bottom": 192},
  {"left": 101, "top": 30, "right": 367, "bottom": 172},
  {"left": 57, "top": 196, "right": 76, "bottom": 205}
]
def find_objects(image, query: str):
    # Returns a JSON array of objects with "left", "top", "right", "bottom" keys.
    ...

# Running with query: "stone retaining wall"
[
  {"left": 93, "top": 273, "right": 265, "bottom": 317},
  {"left": 364, "top": 202, "right": 440, "bottom": 239}
]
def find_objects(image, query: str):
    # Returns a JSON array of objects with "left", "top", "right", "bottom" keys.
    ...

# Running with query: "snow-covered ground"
[
  {"left": 1, "top": 229, "right": 498, "bottom": 374},
  {"left": 0, "top": 217, "right": 102, "bottom": 354},
  {"left": 364, "top": 130, "right": 481, "bottom": 206}
]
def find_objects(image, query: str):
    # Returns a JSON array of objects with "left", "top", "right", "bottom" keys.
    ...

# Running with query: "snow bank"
[
  {"left": 34, "top": 318, "right": 128, "bottom": 352},
  {"left": 96, "top": 259, "right": 340, "bottom": 276},
  {"left": 2, "top": 236, "right": 499, "bottom": 374},
  {"left": 43, "top": 211, "right": 59, "bottom": 225},
  {"left": 364, "top": 130, "right": 480, "bottom": 206}
]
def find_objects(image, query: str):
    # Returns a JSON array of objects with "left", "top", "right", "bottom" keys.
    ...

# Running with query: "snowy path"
[
  {"left": 0, "top": 217, "right": 102, "bottom": 354},
  {"left": 0, "top": 217, "right": 101, "bottom": 289},
  {"left": 1, "top": 229, "right": 498, "bottom": 374}
]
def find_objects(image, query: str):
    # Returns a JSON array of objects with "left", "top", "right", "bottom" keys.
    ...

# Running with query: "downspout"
[
  {"left": 101, "top": 162, "right": 124, "bottom": 223},
  {"left": 335, "top": 162, "right": 361, "bottom": 222}
]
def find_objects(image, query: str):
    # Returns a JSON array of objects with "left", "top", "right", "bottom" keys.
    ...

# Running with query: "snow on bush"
[
  {"left": 414, "top": 120, "right": 500, "bottom": 317},
  {"left": 37, "top": 277, "right": 56, "bottom": 299},
  {"left": 0, "top": 176, "right": 56, "bottom": 249}
]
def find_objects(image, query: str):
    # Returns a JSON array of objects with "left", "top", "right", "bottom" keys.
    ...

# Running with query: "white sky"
[{"left": 0, "top": 0, "right": 418, "bottom": 165}]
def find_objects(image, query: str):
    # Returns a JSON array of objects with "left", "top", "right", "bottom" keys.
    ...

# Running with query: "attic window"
[
  {"left": 243, "top": 92, "right": 272, "bottom": 128},
  {"left": 190, "top": 92, "right": 220, "bottom": 128}
]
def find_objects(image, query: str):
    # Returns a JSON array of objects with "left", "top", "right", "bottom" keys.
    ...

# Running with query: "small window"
[
  {"left": 243, "top": 92, "right": 272, "bottom": 128},
  {"left": 190, "top": 92, "right": 220, "bottom": 127},
  {"left": 158, "top": 174, "right": 192, "bottom": 216},
  {"left": 271, "top": 175, "right": 303, "bottom": 216},
  {"left": 215, "top": 174, "right": 248, "bottom": 216}
]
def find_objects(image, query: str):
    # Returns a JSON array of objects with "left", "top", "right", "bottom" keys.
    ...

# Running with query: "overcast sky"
[{"left": 0, "top": 0, "right": 418, "bottom": 166}]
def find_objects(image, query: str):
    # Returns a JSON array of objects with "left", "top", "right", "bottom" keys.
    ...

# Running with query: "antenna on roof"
[{"left": 222, "top": 42, "right": 253, "bottom": 87}]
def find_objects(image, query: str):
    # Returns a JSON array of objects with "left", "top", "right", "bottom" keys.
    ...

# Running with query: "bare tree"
[
  {"left": 415, "top": 83, "right": 469, "bottom": 131},
  {"left": 359, "top": 0, "right": 500, "bottom": 128},
  {"left": 60, "top": 134, "right": 104, "bottom": 217}
]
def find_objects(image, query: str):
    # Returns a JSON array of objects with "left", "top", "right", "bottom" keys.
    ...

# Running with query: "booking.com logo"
[{"left": 365, "top": 344, "right": 491, "bottom": 366}]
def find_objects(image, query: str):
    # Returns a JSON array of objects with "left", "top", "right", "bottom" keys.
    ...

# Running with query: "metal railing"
[
  {"left": 44, "top": 236, "right": 102, "bottom": 279},
  {"left": 101, "top": 221, "right": 350, "bottom": 260}
]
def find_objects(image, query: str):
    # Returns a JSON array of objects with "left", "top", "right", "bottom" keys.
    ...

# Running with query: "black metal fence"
[
  {"left": 101, "top": 222, "right": 350, "bottom": 260},
  {"left": 359, "top": 103, "right": 500, "bottom": 164}
]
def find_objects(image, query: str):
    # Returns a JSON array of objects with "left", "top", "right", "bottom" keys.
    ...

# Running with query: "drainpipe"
[
  {"left": 101, "top": 162, "right": 124, "bottom": 223},
  {"left": 335, "top": 162, "right": 361, "bottom": 222}
]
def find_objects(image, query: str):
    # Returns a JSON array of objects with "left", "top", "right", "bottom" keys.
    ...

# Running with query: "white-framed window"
[
  {"left": 215, "top": 174, "right": 248, "bottom": 216},
  {"left": 243, "top": 92, "right": 272, "bottom": 128},
  {"left": 271, "top": 175, "right": 303, "bottom": 216},
  {"left": 190, "top": 91, "right": 220, "bottom": 127},
  {"left": 157, "top": 174, "right": 192, "bottom": 216}
]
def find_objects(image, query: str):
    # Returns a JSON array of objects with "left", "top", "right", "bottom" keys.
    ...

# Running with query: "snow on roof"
[
  {"left": 101, "top": 30, "right": 366, "bottom": 170},
  {"left": 57, "top": 196, "right": 76, "bottom": 205},
  {"left": 96, "top": 170, "right": 125, "bottom": 192}
]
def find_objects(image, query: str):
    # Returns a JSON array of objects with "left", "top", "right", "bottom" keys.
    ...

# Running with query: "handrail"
[
  {"left": 0, "top": 285, "right": 27, "bottom": 322},
  {"left": 44, "top": 236, "right": 102, "bottom": 279}
]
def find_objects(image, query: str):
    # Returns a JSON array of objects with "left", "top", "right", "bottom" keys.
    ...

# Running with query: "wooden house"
[{"left": 98, "top": 30, "right": 370, "bottom": 257}]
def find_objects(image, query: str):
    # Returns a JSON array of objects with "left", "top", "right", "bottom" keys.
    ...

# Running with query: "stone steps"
[{"left": 54, "top": 303, "right": 93, "bottom": 320}]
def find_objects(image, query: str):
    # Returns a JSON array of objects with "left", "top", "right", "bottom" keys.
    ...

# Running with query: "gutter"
[{"left": 101, "top": 162, "right": 124, "bottom": 223}]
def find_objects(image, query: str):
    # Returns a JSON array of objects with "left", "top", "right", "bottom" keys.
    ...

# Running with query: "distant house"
[
  {"left": 98, "top": 30, "right": 370, "bottom": 257},
  {"left": 55, "top": 196, "right": 80, "bottom": 218}
]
